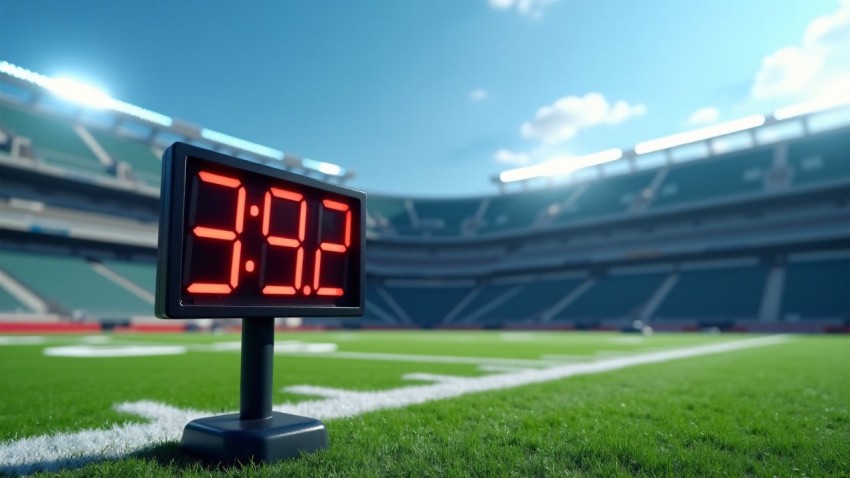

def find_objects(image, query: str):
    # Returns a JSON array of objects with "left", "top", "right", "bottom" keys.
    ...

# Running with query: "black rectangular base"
[{"left": 181, "top": 412, "right": 328, "bottom": 464}]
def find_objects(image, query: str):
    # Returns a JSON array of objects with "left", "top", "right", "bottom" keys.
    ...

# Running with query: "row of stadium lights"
[
  {"left": 1, "top": 60, "right": 845, "bottom": 186},
  {"left": 0, "top": 61, "right": 346, "bottom": 178},
  {"left": 498, "top": 97, "right": 850, "bottom": 184}
]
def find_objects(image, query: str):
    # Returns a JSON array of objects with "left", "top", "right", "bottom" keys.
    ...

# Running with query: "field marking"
[
  {"left": 0, "top": 336, "right": 45, "bottom": 346},
  {"left": 43, "top": 345, "right": 187, "bottom": 358},
  {"left": 0, "top": 335, "right": 788, "bottom": 475},
  {"left": 279, "top": 350, "right": 557, "bottom": 367}
]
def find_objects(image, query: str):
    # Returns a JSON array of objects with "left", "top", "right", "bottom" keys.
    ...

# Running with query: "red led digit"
[
  {"left": 262, "top": 187, "right": 307, "bottom": 295},
  {"left": 313, "top": 199, "right": 351, "bottom": 297},
  {"left": 187, "top": 171, "right": 246, "bottom": 294}
]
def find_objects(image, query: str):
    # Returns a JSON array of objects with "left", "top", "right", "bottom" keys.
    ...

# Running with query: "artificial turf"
[{"left": 0, "top": 332, "right": 847, "bottom": 476}]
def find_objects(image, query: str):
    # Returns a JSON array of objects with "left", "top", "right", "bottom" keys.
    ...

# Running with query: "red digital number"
[
  {"left": 261, "top": 188, "right": 307, "bottom": 295},
  {"left": 313, "top": 199, "right": 352, "bottom": 297},
  {"left": 187, "top": 171, "right": 246, "bottom": 294}
]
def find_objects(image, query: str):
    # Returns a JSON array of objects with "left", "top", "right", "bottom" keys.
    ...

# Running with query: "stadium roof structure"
[
  {"left": 495, "top": 96, "right": 850, "bottom": 191},
  {"left": 0, "top": 61, "right": 354, "bottom": 184}
]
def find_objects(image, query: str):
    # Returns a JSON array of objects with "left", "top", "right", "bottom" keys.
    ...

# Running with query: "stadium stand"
[
  {"left": 383, "top": 280, "right": 474, "bottom": 327},
  {"left": 652, "top": 262, "right": 769, "bottom": 322},
  {"left": 0, "top": 284, "right": 31, "bottom": 314},
  {"left": 0, "top": 250, "right": 152, "bottom": 318},
  {"left": 781, "top": 254, "right": 850, "bottom": 320},
  {"left": 649, "top": 148, "right": 775, "bottom": 209},
  {"left": 553, "top": 270, "right": 668, "bottom": 321},
  {"left": 1, "top": 69, "right": 848, "bottom": 332},
  {"left": 87, "top": 129, "right": 162, "bottom": 187},
  {"left": 0, "top": 102, "right": 109, "bottom": 177}
]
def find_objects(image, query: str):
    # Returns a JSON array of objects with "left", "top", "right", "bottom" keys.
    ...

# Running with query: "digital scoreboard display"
[{"left": 155, "top": 143, "right": 365, "bottom": 318}]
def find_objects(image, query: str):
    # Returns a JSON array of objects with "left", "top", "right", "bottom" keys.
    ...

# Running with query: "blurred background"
[{"left": 0, "top": 0, "right": 848, "bottom": 333}]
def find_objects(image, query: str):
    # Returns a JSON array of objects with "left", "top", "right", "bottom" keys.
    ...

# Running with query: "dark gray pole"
[{"left": 240, "top": 317, "right": 274, "bottom": 420}]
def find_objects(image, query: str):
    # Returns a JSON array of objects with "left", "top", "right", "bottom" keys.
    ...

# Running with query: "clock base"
[{"left": 181, "top": 411, "right": 328, "bottom": 464}]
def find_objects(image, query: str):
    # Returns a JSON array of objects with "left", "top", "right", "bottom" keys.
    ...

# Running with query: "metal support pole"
[{"left": 240, "top": 317, "right": 274, "bottom": 420}]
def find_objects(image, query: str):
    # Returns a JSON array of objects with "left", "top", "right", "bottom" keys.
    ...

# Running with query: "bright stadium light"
[
  {"left": 499, "top": 148, "right": 623, "bottom": 183},
  {"left": 774, "top": 96, "right": 850, "bottom": 121},
  {"left": 634, "top": 114, "right": 766, "bottom": 155},
  {"left": 45, "top": 77, "right": 113, "bottom": 109},
  {"left": 0, "top": 60, "right": 173, "bottom": 127},
  {"left": 200, "top": 128, "right": 285, "bottom": 160},
  {"left": 303, "top": 157, "right": 346, "bottom": 177}
]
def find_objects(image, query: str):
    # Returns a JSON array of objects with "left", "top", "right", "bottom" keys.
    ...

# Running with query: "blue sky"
[{"left": 1, "top": 0, "right": 847, "bottom": 197}]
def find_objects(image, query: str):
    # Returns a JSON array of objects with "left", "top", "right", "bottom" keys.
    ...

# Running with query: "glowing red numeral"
[
  {"left": 262, "top": 188, "right": 306, "bottom": 295},
  {"left": 187, "top": 171, "right": 245, "bottom": 294},
  {"left": 314, "top": 199, "right": 351, "bottom": 297}
]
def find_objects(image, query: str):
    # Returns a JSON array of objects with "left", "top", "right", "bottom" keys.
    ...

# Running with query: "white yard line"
[
  {"left": 0, "top": 335, "right": 788, "bottom": 475},
  {"left": 280, "top": 350, "right": 557, "bottom": 367}
]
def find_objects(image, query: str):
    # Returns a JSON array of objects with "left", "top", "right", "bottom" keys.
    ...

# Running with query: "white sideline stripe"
[
  {"left": 0, "top": 335, "right": 788, "bottom": 475},
  {"left": 43, "top": 345, "right": 187, "bottom": 358},
  {"left": 402, "top": 372, "right": 467, "bottom": 383},
  {"left": 0, "top": 336, "right": 45, "bottom": 346},
  {"left": 280, "top": 350, "right": 556, "bottom": 367},
  {"left": 477, "top": 364, "right": 536, "bottom": 373}
]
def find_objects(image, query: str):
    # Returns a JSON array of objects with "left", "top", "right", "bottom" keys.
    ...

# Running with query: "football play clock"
[{"left": 155, "top": 142, "right": 365, "bottom": 464}]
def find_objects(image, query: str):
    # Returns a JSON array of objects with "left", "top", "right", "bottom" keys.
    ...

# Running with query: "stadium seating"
[
  {"left": 87, "top": 129, "right": 162, "bottom": 187},
  {"left": 0, "top": 284, "right": 31, "bottom": 313},
  {"left": 412, "top": 198, "right": 480, "bottom": 236},
  {"left": 556, "top": 170, "right": 656, "bottom": 223},
  {"left": 485, "top": 276, "right": 585, "bottom": 322},
  {"left": 787, "top": 130, "right": 850, "bottom": 186},
  {"left": 652, "top": 263, "right": 768, "bottom": 320},
  {"left": 554, "top": 271, "right": 668, "bottom": 320},
  {"left": 367, "top": 196, "right": 414, "bottom": 233},
  {"left": 650, "top": 148, "right": 774, "bottom": 209},
  {"left": 450, "top": 283, "right": 517, "bottom": 323},
  {"left": 0, "top": 250, "right": 152, "bottom": 317},
  {"left": 781, "top": 256, "right": 850, "bottom": 320},
  {"left": 102, "top": 260, "right": 156, "bottom": 294},
  {"left": 383, "top": 282, "right": 472, "bottom": 326},
  {"left": 480, "top": 188, "right": 570, "bottom": 234},
  {"left": 0, "top": 103, "right": 109, "bottom": 177}
]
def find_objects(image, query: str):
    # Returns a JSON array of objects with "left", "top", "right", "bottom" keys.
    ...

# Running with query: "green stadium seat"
[
  {"left": 489, "top": 277, "right": 584, "bottom": 321},
  {"left": 0, "top": 250, "right": 153, "bottom": 317},
  {"left": 88, "top": 129, "right": 162, "bottom": 187},
  {"left": 554, "top": 272, "right": 667, "bottom": 320},
  {"left": 653, "top": 264, "right": 768, "bottom": 320},
  {"left": 102, "top": 260, "right": 156, "bottom": 294},
  {"left": 556, "top": 171, "right": 656, "bottom": 223},
  {"left": 781, "top": 258, "right": 850, "bottom": 320},
  {"left": 480, "top": 188, "right": 570, "bottom": 234},
  {"left": 413, "top": 198, "right": 480, "bottom": 235},
  {"left": 0, "top": 103, "right": 109, "bottom": 177},
  {"left": 384, "top": 284, "right": 471, "bottom": 326},
  {"left": 368, "top": 196, "right": 414, "bottom": 233},
  {"left": 787, "top": 130, "right": 850, "bottom": 186},
  {"left": 651, "top": 148, "right": 774, "bottom": 209},
  {"left": 0, "top": 284, "right": 33, "bottom": 313}
]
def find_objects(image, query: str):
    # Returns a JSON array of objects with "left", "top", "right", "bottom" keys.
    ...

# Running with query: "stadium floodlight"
[
  {"left": 303, "top": 157, "right": 346, "bottom": 177},
  {"left": 774, "top": 96, "right": 850, "bottom": 121},
  {"left": 634, "top": 114, "right": 766, "bottom": 155},
  {"left": 499, "top": 148, "right": 623, "bottom": 183},
  {"left": 45, "top": 77, "right": 113, "bottom": 109},
  {"left": 0, "top": 60, "right": 173, "bottom": 127},
  {"left": 200, "top": 128, "right": 285, "bottom": 160}
]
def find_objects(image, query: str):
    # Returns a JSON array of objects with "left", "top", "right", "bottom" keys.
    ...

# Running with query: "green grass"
[{"left": 1, "top": 332, "right": 848, "bottom": 476}]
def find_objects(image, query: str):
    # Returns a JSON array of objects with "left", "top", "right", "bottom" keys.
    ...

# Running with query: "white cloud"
[
  {"left": 519, "top": 92, "right": 646, "bottom": 145},
  {"left": 686, "top": 106, "right": 721, "bottom": 125},
  {"left": 487, "top": 0, "right": 557, "bottom": 16},
  {"left": 751, "top": 1, "right": 850, "bottom": 101},
  {"left": 493, "top": 149, "right": 531, "bottom": 165},
  {"left": 469, "top": 88, "right": 489, "bottom": 102}
]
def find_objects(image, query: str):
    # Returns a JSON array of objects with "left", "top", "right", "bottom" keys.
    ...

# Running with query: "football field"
[{"left": 1, "top": 331, "right": 848, "bottom": 476}]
